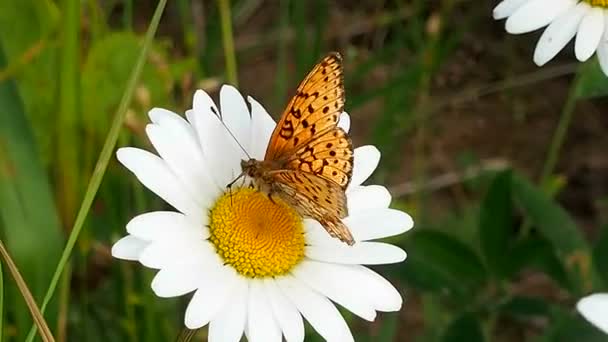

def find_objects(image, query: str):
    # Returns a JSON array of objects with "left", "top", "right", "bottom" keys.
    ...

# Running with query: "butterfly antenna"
[{"left": 212, "top": 109, "right": 252, "bottom": 160}]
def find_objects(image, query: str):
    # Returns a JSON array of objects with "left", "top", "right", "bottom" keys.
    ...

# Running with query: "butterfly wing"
[
  {"left": 284, "top": 126, "right": 353, "bottom": 188},
  {"left": 268, "top": 170, "right": 354, "bottom": 245},
  {"left": 264, "top": 52, "right": 345, "bottom": 163}
]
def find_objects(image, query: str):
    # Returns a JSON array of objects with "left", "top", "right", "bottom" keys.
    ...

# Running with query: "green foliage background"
[{"left": 0, "top": 0, "right": 607, "bottom": 341}]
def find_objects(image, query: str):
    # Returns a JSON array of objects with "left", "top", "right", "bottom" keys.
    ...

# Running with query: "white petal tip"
[{"left": 577, "top": 294, "right": 608, "bottom": 333}]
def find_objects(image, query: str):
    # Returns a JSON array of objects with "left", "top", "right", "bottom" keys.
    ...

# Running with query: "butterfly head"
[{"left": 240, "top": 159, "right": 265, "bottom": 179}]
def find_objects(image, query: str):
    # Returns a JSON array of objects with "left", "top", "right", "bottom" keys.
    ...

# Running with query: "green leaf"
[
  {"left": 479, "top": 170, "right": 513, "bottom": 278},
  {"left": 0, "top": 41, "right": 63, "bottom": 340},
  {"left": 575, "top": 59, "right": 608, "bottom": 99},
  {"left": 400, "top": 230, "right": 487, "bottom": 297},
  {"left": 508, "top": 237, "right": 570, "bottom": 290},
  {"left": 441, "top": 313, "right": 484, "bottom": 342},
  {"left": 511, "top": 173, "right": 587, "bottom": 255},
  {"left": 592, "top": 225, "right": 608, "bottom": 288}
]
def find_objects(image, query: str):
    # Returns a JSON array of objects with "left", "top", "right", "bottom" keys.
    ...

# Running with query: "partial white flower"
[
  {"left": 112, "top": 85, "right": 414, "bottom": 342},
  {"left": 493, "top": 0, "right": 608, "bottom": 75},
  {"left": 577, "top": 293, "right": 608, "bottom": 334}
]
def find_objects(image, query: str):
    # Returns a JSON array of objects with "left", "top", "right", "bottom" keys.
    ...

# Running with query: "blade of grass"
[
  {"left": 0, "top": 241, "right": 54, "bottom": 342},
  {"left": 217, "top": 0, "right": 238, "bottom": 85},
  {"left": 25, "top": 1, "right": 168, "bottom": 340},
  {"left": 274, "top": 0, "right": 289, "bottom": 110},
  {"left": 55, "top": 0, "right": 81, "bottom": 229}
]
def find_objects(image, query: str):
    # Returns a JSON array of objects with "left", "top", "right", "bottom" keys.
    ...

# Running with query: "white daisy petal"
[
  {"left": 126, "top": 211, "right": 208, "bottom": 242},
  {"left": 346, "top": 185, "right": 392, "bottom": 211},
  {"left": 306, "top": 241, "right": 407, "bottom": 265},
  {"left": 338, "top": 112, "right": 351, "bottom": 133},
  {"left": 151, "top": 266, "right": 203, "bottom": 298},
  {"left": 349, "top": 145, "right": 381, "bottom": 188},
  {"left": 293, "top": 260, "right": 377, "bottom": 321},
  {"left": 111, "top": 235, "right": 148, "bottom": 260},
  {"left": 264, "top": 279, "right": 305, "bottom": 342},
  {"left": 597, "top": 15, "right": 608, "bottom": 76},
  {"left": 276, "top": 276, "right": 354, "bottom": 342},
  {"left": 190, "top": 91, "right": 246, "bottom": 186},
  {"left": 344, "top": 208, "right": 414, "bottom": 241},
  {"left": 185, "top": 265, "right": 239, "bottom": 329},
  {"left": 247, "top": 281, "right": 282, "bottom": 342},
  {"left": 576, "top": 7, "right": 604, "bottom": 62},
  {"left": 116, "top": 148, "right": 201, "bottom": 218},
  {"left": 506, "top": 0, "right": 576, "bottom": 34},
  {"left": 208, "top": 277, "right": 249, "bottom": 342},
  {"left": 350, "top": 265, "right": 403, "bottom": 311},
  {"left": 248, "top": 96, "right": 275, "bottom": 160},
  {"left": 145, "top": 117, "right": 220, "bottom": 207},
  {"left": 533, "top": 2, "right": 588, "bottom": 66},
  {"left": 139, "top": 239, "right": 216, "bottom": 269},
  {"left": 577, "top": 293, "right": 608, "bottom": 333},
  {"left": 493, "top": 0, "right": 528, "bottom": 20},
  {"left": 148, "top": 107, "right": 185, "bottom": 125},
  {"left": 220, "top": 85, "right": 252, "bottom": 154}
]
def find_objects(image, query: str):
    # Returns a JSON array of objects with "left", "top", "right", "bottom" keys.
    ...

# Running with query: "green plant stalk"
[
  {"left": 56, "top": 0, "right": 81, "bottom": 229},
  {"left": 539, "top": 72, "right": 581, "bottom": 186},
  {"left": 0, "top": 241, "right": 55, "bottom": 342},
  {"left": 217, "top": 0, "right": 238, "bottom": 86},
  {"left": 274, "top": 0, "right": 289, "bottom": 109},
  {"left": 24, "top": 0, "right": 168, "bottom": 340},
  {"left": 56, "top": 264, "right": 71, "bottom": 342},
  {"left": 518, "top": 71, "right": 581, "bottom": 240},
  {"left": 123, "top": 0, "right": 133, "bottom": 30}
]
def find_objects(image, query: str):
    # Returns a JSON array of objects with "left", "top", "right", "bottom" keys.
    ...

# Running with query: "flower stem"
[
  {"left": 218, "top": 0, "right": 238, "bottom": 86},
  {"left": 539, "top": 72, "right": 581, "bottom": 186},
  {"left": 24, "top": 1, "right": 168, "bottom": 340}
]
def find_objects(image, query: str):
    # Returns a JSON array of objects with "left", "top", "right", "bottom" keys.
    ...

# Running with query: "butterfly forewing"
[{"left": 264, "top": 52, "right": 345, "bottom": 162}]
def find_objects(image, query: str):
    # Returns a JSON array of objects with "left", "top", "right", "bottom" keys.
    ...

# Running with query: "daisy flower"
[
  {"left": 577, "top": 293, "right": 608, "bottom": 334},
  {"left": 493, "top": 0, "right": 608, "bottom": 75},
  {"left": 111, "top": 85, "right": 414, "bottom": 341}
]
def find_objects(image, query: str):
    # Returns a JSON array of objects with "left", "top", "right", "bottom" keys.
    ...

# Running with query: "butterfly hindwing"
[
  {"left": 269, "top": 170, "right": 347, "bottom": 219},
  {"left": 268, "top": 170, "right": 354, "bottom": 244}
]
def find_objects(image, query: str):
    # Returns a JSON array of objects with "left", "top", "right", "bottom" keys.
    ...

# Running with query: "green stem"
[
  {"left": 518, "top": 70, "right": 581, "bottom": 240},
  {"left": 218, "top": 0, "right": 238, "bottom": 86},
  {"left": 24, "top": 1, "right": 168, "bottom": 340},
  {"left": 540, "top": 72, "right": 581, "bottom": 186}
]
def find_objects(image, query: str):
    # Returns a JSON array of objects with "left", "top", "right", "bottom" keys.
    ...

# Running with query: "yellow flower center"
[
  {"left": 584, "top": 0, "right": 608, "bottom": 8},
  {"left": 208, "top": 188, "right": 305, "bottom": 278}
]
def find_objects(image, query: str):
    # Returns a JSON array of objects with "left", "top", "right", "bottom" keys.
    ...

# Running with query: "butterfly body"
[{"left": 240, "top": 52, "right": 355, "bottom": 245}]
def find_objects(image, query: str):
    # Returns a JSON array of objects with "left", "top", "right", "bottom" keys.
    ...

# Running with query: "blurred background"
[{"left": 1, "top": 0, "right": 608, "bottom": 341}]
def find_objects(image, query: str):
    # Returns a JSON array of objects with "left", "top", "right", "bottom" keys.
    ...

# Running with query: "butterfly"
[{"left": 239, "top": 52, "right": 355, "bottom": 245}]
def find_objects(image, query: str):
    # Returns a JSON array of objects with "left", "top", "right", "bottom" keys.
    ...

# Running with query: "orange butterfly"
[{"left": 240, "top": 52, "right": 355, "bottom": 245}]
